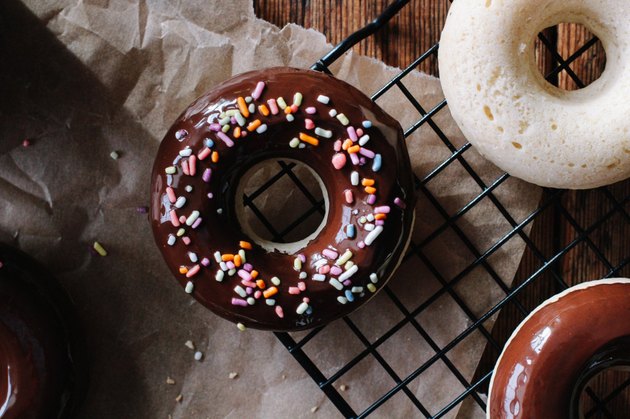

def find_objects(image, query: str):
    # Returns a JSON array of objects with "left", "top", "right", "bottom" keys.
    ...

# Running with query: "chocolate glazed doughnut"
[
  {"left": 487, "top": 278, "right": 630, "bottom": 418},
  {"left": 150, "top": 67, "right": 415, "bottom": 331},
  {"left": 0, "top": 244, "right": 86, "bottom": 419}
]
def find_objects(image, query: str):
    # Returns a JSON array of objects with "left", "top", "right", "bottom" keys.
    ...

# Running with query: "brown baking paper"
[{"left": 0, "top": 0, "right": 542, "bottom": 417}]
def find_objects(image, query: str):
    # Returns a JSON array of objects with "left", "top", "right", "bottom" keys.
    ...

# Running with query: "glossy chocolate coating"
[
  {"left": 0, "top": 244, "right": 86, "bottom": 419},
  {"left": 488, "top": 279, "right": 630, "bottom": 418},
  {"left": 150, "top": 67, "right": 415, "bottom": 331}
]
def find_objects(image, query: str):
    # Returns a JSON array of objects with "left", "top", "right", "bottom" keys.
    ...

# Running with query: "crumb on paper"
[
  {"left": 175, "top": 394, "right": 183, "bottom": 403},
  {"left": 228, "top": 372, "right": 238, "bottom": 379},
  {"left": 110, "top": 150, "right": 119, "bottom": 160},
  {"left": 340, "top": 384, "right": 348, "bottom": 392},
  {"left": 166, "top": 377, "right": 175, "bottom": 385},
  {"left": 185, "top": 340, "right": 195, "bottom": 350},
  {"left": 311, "top": 406, "right": 319, "bottom": 413}
]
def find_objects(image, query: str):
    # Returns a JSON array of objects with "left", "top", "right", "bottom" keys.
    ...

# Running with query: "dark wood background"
[{"left": 254, "top": 1, "right": 630, "bottom": 416}]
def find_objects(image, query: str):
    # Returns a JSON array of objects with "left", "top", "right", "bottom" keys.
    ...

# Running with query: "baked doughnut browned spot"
[{"left": 150, "top": 67, "right": 415, "bottom": 331}]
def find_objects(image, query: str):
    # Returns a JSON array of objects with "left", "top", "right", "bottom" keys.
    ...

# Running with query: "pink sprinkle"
[
  {"left": 181, "top": 160, "right": 190, "bottom": 175},
  {"left": 322, "top": 249, "right": 338, "bottom": 259},
  {"left": 243, "top": 263, "right": 253, "bottom": 272},
  {"left": 182, "top": 237, "right": 191, "bottom": 245},
  {"left": 246, "top": 287, "right": 253, "bottom": 295},
  {"left": 305, "top": 107, "right": 316, "bottom": 114},
  {"left": 334, "top": 140, "right": 342, "bottom": 152},
  {"left": 367, "top": 194, "right": 377, "bottom": 205},
  {"left": 207, "top": 193, "right": 213, "bottom": 199},
  {"left": 202, "top": 168, "right": 212, "bottom": 183},
  {"left": 188, "top": 155, "right": 197, "bottom": 176},
  {"left": 288, "top": 287, "right": 300, "bottom": 295},
  {"left": 217, "top": 131, "right": 234, "bottom": 147},
  {"left": 241, "top": 131, "right": 247, "bottom": 138},
  {"left": 226, "top": 261, "right": 235, "bottom": 270},
  {"left": 347, "top": 126, "right": 358, "bottom": 142},
  {"left": 357, "top": 241, "right": 365, "bottom": 249},
  {"left": 136, "top": 206, "right": 149, "bottom": 214},
  {"left": 330, "top": 266, "right": 343, "bottom": 276},
  {"left": 208, "top": 123, "right": 221, "bottom": 132},
  {"left": 22, "top": 138, "right": 31, "bottom": 147},
  {"left": 252, "top": 81, "right": 265, "bottom": 100},
  {"left": 302, "top": 297, "right": 310, "bottom": 303},
  {"left": 0, "top": 261, "right": 3, "bottom": 269},
  {"left": 344, "top": 189, "right": 354, "bottom": 204},
  {"left": 319, "top": 265, "right": 330, "bottom": 274},
  {"left": 166, "top": 187, "right": 176, "bottom": 203},
  {"left": 186, "top": 265, "right": 200, "bottom": 278},
  {"left": 375, "top": 220, "right": 385, "bottom": 226},
  {"left": 254, "top": 290, "right": 262, "bottom": 299},
  {"left": 297, "top": 282, "right": 306, "bottom": 291},
  {"left": 375, "top": 206, "right": 391, "bottom": 214},
  {"left": 305, "top": 119, "right": 315, "bottom": 130},
  {"left": 359, "top": 148, "right": 375, "bottom": 159},
  {"left": 179, "top": 215, "right": 186, "bottom": 223},
  {"left": 198, "top": 147, "right": 211, "bottom": 160},
  {"left": 267, "top": 98, "right": 279, "bottom": 115},
  {"left": 230, "top": 116, "right": 237, "bottom": 124},
  {"left": 242, "top": 280, "right": 256, "bottom": 288},
  {"left": 350, "top": 153, "right": 360, "bottom": 165},
  {"left": 332, "top": 153, "right": 347, "bottom": 170},
  {"left": 394, "top": 197, "right": 406, "bottom": 209},
  {"left": 238, "top": 269, "right": 252, "bottom": 281},
  {"left": 275, "top": 306, "right": 284, "bottom": 318},
  {"left": 192, "top": 217, "right": 202, "bottom": 229},
  {"left": 298, "top": 254, "right": 306, "bottom": 263},
  {"left": 201, "top": 258, "right": 210, "bottom": 266},
  {"left": 290, "top": 104, "right": 298, "bottom": 113},
  {"left": 169, "top": 210, "right": 180, "bottom": 227},
  {"left": 232, "top": 298, "right": 248, "bottom": 307},
  {"left": 356, "top": 128, "right": 364, "bottom": 136},
  {"left": 343, "top": 280, "right": 352, "bottom": 286}
]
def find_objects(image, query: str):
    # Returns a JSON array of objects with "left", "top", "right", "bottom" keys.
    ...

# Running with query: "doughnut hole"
[
  {"left": 235, "top": 159, "right": 328, "bottom": 254},
  {"left": 578, "top": 367, "right": 630, "bottom": 417},
  {"left": 535, "top": 23, "right": 606, "bottom": 91}
]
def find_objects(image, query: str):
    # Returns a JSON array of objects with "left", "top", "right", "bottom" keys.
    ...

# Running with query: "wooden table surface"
[{"left": 255, "top": 1, "right": 630, "bottom": 416}]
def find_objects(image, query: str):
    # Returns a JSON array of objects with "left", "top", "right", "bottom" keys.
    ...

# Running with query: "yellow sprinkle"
[
  {"left": 237, "top": 322, "right": 246, "bottom": 331},
  {"left": 93, "top": 241, "right": 107, "bottom": 257}
]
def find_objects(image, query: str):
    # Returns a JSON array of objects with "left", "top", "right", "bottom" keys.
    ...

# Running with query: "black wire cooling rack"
[{"left": 244, "top": 1, "right": 630, "bottom": 417}]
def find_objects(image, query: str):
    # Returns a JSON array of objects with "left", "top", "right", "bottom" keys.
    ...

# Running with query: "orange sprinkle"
[
  {"left": 233, "top": 126, "right": 241, "bottom": 139},
  {"left": 365, "top": 186, "right": 377, "bottom": 194},
  {"left": 263, "top": 287, "right": 278, "bottom": 299},
  {"left": 237, "top": 97, "right": 249, "bottom": 118},
  {"left": 256, "top": 279, "right": 266, "bottom": 289},
  {"left": 221, "top": 254, "right": 234, "bottom": 262},
  {"left": 247, "top": 119, "right": 262, "bottom": 132},
  {"left": 234, "top": 254, "right": 242, "bottom": 267},
  {"left": 348, "top": 145, "right": 361, "bottom": 154},
  {"left": 342, "top": 139, "right": 353, "bottom": 150},
  {"left": 361, "top": 178, "right": 375, "bottom": 186},
  {"left": 179, "top": 266, "right": 188, "bottom": 274},
  {"left": 239, "top": 241, "right": 253, "bottom": 250},
  {"left": 284, "top": 106, "right": 292, "bottom": 114},
  {"left": 251, "top": 270, "right": 259, "bottom": 279},
  {"left": 258, "top": 104, "right": 270, "bottom": 116},
  {"left": 299, "top": 132, "right": 319, "bottom": 146},
  {"left": 211, "top": 151, "right": 219, "bottom": 163},
  {"left": 375, "top": 213, "right": 387, "bottom": 220}
]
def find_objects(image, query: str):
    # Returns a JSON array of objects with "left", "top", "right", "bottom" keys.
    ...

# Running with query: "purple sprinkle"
[
  {"left": 136, "top": 206, "right": 149, "bottom": 214},
  {"left": 305, "top": 107, "right": 316, "bottom": 114},
  {"left": 330, "top": 266, "right": 343, "bottom": 276},
  {"left": 375, "top": 220, "right": 385, "bottom": 226},
  {"left": 217, "top": 131, "right": 234, "bottom": 147},
  {"left": 359, "top": 147, "right": 375, "bottom": 159},
  {"left": 230, "top": 116, "right": 237, "bottom": 124},
  {"left": 245, "top": 287, "right": 253, "bottom": 295},
  {"left": 202, "top": 168, "right": 212, "bottom": 183},
  {"left": 367, "top": 194, "right": 377, "bottom": 205},
  {"left": 347, "top": 126, "right": 358, "bottom": 142},
  {"left": 208, "top": 123, "right": 221, "bottom": 132},
  {"left": 322, "top": 249, "right": 338, "bottom": 259},
  {"left": 343, "top": 280, "right": 352, "bottom": 287},
  {"left": 374, "top": 206, "right": 391, "bottom": 214},
  {"left": 298, "top": 254, "right": 306, "bottom": 263},
  {"left": 201, "top": 258, "right": 210, "bottom": 266},
  {"left": 238, "top": 269, "right": 252, "bottom": 281},
  {"left": 251, "top": 81, "right": 265, "bottom": 100},
  {"left": 359, "top": 157, "right": 366, "bottom": 165},
  {"left": 192, "top": 217, "right": 203, "bottom": 229},
  {"left": 231, "top": 298, "right": 248, "bottom": 307},
  {"left": 243, "top": 263, "right": 253, "bottom": 272},
  {"left": 358, "top": 241, "right": 366, "bottom": 249},
  {"left": 226, "top": 261, "right": 235, "bottom": 270},
  {"left": 350, "top": 153, "right": 360, "bottom": 165},
  {"left": 394, "top": 197, "right": 406, "bottom": 209}
]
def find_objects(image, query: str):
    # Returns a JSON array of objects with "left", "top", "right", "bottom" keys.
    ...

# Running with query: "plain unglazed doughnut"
[
  {"left": 438, "top": 0, "right": 630, "bottom": 189},
  {"left": 487, "top": 278, "right": 630, "bottom": 418},
  {"left": 150, "top": 67, "right": 416, "bottom": 331}
]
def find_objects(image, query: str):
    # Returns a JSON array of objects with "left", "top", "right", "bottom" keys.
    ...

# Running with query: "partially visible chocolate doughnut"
[
  {"left": 150, "top": 67, "right": 415, "bottom": 331},
  {"left": 488, "top": 278, "right": 630, "bottom": 418},
  {"left": 0, "top": 244, "right": 86, "bottom": 419}
]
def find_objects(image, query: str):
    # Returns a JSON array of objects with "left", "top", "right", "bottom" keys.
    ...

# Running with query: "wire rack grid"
[{"left": 243, "top": 0, "right": 630, "bottom": 417}]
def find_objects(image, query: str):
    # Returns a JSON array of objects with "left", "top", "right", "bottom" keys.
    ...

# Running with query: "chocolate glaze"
[
  {"left": 0, "top": 244, "right": 86, "bottom": 419},
  {"left": 488, "top": 279, "right": 630, "bottom": 418},
  {"left": 150, "top": 67, "right": 415, "bottom": 331}
]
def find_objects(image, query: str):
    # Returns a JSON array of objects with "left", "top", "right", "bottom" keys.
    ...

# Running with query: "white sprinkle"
[
  {"left": 299, "top": 272, "right": 308, "bottom": 279},
  {"left": 194, "top": 351, "right": 203, "bottom": 361},
  {"left": 179, "top": 148, "right": 192, "bottom": 157},
  {"left": 293, "top": 257, "right": 302, "bottom": 271},
  {"left": 351, "top": 171, "right": 359, "bottom": 186},
  {"left": 317, "top": 95, "right": 330, "bottom": 104},
  {"left": 337, "top": 296, "right": 348, "bottom": 304},
  {"left": 238, "top": 249, "right": 247, "bottom": 264},
  {"left": 364, "top": 223, "right": 375, "bottom": 231},
  {"left": 271, "top": 276, "right": 281, "bottom": 286},
  {"left": 352, "top": 286, "right": 364, "bottom": 293},
  {"left": 362, "top": 120, "right": 372, "bottom": 128},
  {"left": 329, "top": 278, "right": 343, "bottom": 290},
  {"left": 167, "top": 235, "right": 176, "bottom": 246},
  {"left": 293, "top": 92, "right": 303, "bottom": 106},
  {"left": 247, "top": 297, "right": 255, "bottom": 305},
  {"left": 336, "top": 113, "right": 349, "bottom": 125},
  {"left": 344, "top": 261, "right": 354, "bottom": 270},
  {"left": 328, "top": 109, "right": 337, "bottom": 117},
  {"left": 234, "top": 286, "right": 247, "bottom": 298},
  {"left": 245, "top": 96, "right": 252, "bottom": 103},
  {"left": 185, "top": 281, "right": 194, "bottom": 294},
  {"left": 185, "top": 185, "right": 193, "bottom": 192},
  {"left": 256, "top": 124, "right": 268, "bottom": 134},
  {"left": 359, "top": 135, "right": 370, "bottom": 146},
  {"left": 165, "top": 166, "right": 177, "bottom": 174},
  {"left": 312, "top": 274, "right": 326, "bottom": 281},
  {"left": 266, "top": 299, "right": 276, "bottom": 306},
  {"left": 110, "top": 151, "right": 120, "bottom": 160},
  {"left": 359, "top": 216, "right": 367, "bottom": 224},
  {"left": 219, "top": 261, "right": 228, "bottom": 271},
  {"left": 367, "top": 214, "right": 375, "bottom": 222},
  {"left": 248, "top": 103, "right": 255, "bottom": 114},
  {"left": 228, "top": 268, "right": 236, "bottom": 276},
  {"left": 296, "top": 302, "right": 309, "bottom": 315},
  {"left": 314, "top": 258, "right": 328, "bottom": 269},
  {"left": 289, "top": 137, "right": 300, "bottom": 148},
  {"left": 214, "top": 251, "right": 222, "bottom": 263},
  {"left": 286, "top": 114, "right": 295, "bottom": 122},
  {"left": 235, "top": 111, "right": 246, "bottom": 126},
  {"left": 364, "top": 225, "right": 384, "bottom": 246},
  {"left": 314, "top": 127, "right": 332, "bottom": 138},
  {"left": 175, "top": 196, "right": 186, "bottom": 209},
  {"left": 188, "top": 252, "right": 198, "bottom": 263},
  {"left": 338, "top": 265, "right": 358, "bottom": 282},
  {"left": 237, "top": 323, "right": 246, "bottom": 331},
  {"left": 298, "top": 143, "right": 306, "bottom": 149},
  {"left": 185, "top": 210, "right": 200, "bottom": 226},
  {"left": 336, "top": 250, "right": 353, "bottom": 266},
  {"left": 277, "top": 97, "right": 287, "bottom": 109},
  {"left": 217, "top": 208, "right": 223, "bottom": 214},
  {"left": 215, "top": 270, "right": 225, "bottom": 282},
  {"left": 370, "top": 273, "right": 379, "bottom": 283}
]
